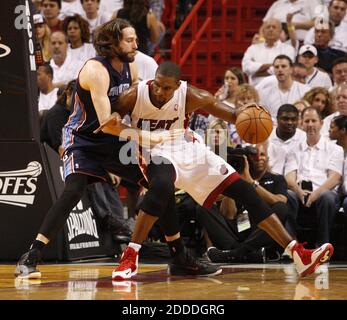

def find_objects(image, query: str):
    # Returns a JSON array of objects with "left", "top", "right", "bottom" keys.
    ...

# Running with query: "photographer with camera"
[
  {"left": 197, "top": 143, "right": 291, "bottom": 263},
  {"left": 285, "top": 107, "right": 343, "bottom": 246}
]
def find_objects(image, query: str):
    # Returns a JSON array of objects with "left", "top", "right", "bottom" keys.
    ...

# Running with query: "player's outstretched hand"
[
  {"left": 140, "top": 129, "right": 185, "bottom": 148},
  {"left": 93, "top": 112, "right": 121, "bottom": 134}
]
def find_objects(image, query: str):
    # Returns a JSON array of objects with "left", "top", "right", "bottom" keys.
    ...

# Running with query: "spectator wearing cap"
[
  {"left": 242, "top": 18, "right": 296, "bottom": 86},
  {"left": 298, "top": 44, "right": 333, "bottom": 89},
  {"left": 42, "top": 0, "right": 63, "bottom": 32},
  {"left": 34, "top": 13, "right": 52, "bottom": 62},
  {"left": 312, "top": 16, "right": 345, "bottom": 74},
  {"left": 304, "top": 0, "right": 347, "bottom": 54}
]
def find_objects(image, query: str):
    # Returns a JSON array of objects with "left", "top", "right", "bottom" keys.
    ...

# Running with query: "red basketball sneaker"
[
  {"left": 291, "top": 242, "right": 334, "bottom": 277},
  {"left": 112, "top": 247, "right": 138, "bottom": 280}
]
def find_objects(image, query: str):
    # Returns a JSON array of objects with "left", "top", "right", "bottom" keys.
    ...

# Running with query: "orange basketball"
[{"left": 235, "top": 104, "right": 273, "bottom": 144}]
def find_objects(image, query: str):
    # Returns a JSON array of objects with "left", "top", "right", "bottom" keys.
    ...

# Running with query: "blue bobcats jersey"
[{"left": 62, "top": 56, "right": 132, "bottom": 154}]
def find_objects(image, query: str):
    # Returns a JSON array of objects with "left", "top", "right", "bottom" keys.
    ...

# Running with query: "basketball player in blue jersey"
[
  {"left": 99, "top": 62, "right": 334, "bottom": 280},
  {"left": 14, "top": 19, "right": 186, "bottom": 279}
]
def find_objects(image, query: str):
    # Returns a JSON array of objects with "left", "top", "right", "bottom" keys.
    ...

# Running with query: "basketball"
[{"left": 235, "top": 103, "right": 273, "bottom": 144}]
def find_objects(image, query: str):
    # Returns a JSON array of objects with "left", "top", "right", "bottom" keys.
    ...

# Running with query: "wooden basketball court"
[{"left": 1, "top": 261, "right": 347, "bottom": 300}]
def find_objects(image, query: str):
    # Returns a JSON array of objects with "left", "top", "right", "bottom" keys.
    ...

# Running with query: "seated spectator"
[
  {"left": 116, "top": 0, "right": 162, "bottom": 55},
  {"left": 49, "top": 31, "right": 82, "bottom": 87},
  {"left": 331, "top": 56, "right": 347, "bottom": 92},
  {"left": 206, "top": 119, "right": 231, "bottom": 158},
  {"left": 59, "top": 0, "right": 84, "bottom": 19},
  {"left": 321, "top": 83, "right": 347, "bottom": 137},
  {"left": 292, "top": 62, "right": 308, "bottom": 84},
  {"left": 37, "top": 63, "right": 59, "bottom": 116},
  {"left": 62, "top": 14, "right": 96, "bottom": 64},
  {"left": 227, "top": 84, "right": 260, "bottom": 147},
  {"left": 268, "top": 104, "right": 306, "bottom": 236},
  {"left": 81, "top": 0, "right": 109, "bottom": 40},
  {"left": 42, "top": 0, "right": 64, "bottom": 32},
  {"left": 198, "top": 143, "right": 291, "bottom": 263},
  {"left": 214, "top": 67, "right": 246, "bottom": 107},
  {"left": 242, "top": 18, "right": 295, "bottom": 86},
  {"left": 294, "top": 99, "right": 311, "bottom": 129},
  {"left": 256, "top": 54, "right": 310, "bottom": 121},
  {"left": 263, "top": 0, "right": 318, "bottom": 42},
  {"left": 303, "top": 86, "right": 334, "bottom": 119},
  {"left": 297, "top": 44, "right": 333, "bottom": 89},
  {"left": 304, "top": 0, "right": 347, "bottom": 54},
  {"left": 312, "top": 16, "right": 345, "bottom": 74},
  {"left": 285, "top": 107, "right": 343, "bottom": 246},
  {"left": 34, "top": 13, "right": 52, "bottom": 62},
  {"left": 328, "top": 115, "right": 347, "bottom": 213}
]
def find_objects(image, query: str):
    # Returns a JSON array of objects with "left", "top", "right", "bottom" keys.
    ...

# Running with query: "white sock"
[
  {"left": 284, "top": 240, "right": 297, "bottom": 258},
  {"left": 128, "top": 242, "right": 142, "bottom": 252}
]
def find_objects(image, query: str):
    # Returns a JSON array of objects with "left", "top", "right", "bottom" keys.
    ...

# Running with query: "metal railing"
[{"left": 171, "top": 0, "right": 213, "bottom": 87}]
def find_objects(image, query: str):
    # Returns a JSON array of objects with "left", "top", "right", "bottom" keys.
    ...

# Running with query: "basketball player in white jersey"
[{"left": 99, "top": 62, "right": 334, "bottom": 280}]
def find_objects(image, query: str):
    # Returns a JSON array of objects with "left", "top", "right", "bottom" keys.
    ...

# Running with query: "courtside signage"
[{"left": 0, "top": 161, "right": 42, "bottom": 207}]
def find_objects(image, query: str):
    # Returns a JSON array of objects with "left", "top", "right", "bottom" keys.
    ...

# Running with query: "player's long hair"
[{"left": 93, "top": 18, "right": 133, "bottom": 58}]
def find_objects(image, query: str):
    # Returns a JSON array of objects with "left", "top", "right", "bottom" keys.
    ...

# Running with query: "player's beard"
[{"left": 113, "top": 46, "right": 135, "bottom": 63}]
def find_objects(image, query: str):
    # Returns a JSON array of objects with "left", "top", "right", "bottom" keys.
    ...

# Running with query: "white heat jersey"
[
  {"left": 131, "top": 80, "right": 187, "bottom": 131},
  {"left": 131, "top": 80, "right": 238, "bottom": 207}
]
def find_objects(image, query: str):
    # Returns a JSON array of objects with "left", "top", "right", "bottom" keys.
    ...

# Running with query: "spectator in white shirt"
[
  {"left": 268, "top": 104, "right": 306, "bottom": 236},
  {"left": 263, "top": 0, "right": 319, "bottom": 41},
  {"left": 256, "top": 54, "right": 310, "bottom": 121},
  {"left": 328, "top": 115, "right": 347, "bottom": 213},
  {"left": 37, "top": 63, "right": 59, "bottom": 114},
  {"left": 134, "top": 50, "right": 158, "bottom": 81},
  {"left": 99, "top": 0, "right": 124, "bottom": 21},
  {"left": 81, "top": 0, "right": 109, "bottom": 40},
  {"left": 304, "top": 0, "right": 347, "bottom": 53},
  {"left": 242, "top": 18, "right": 296, "bottom": 86},
  {"left": 297, "top": 44, "right": 333, "bottom": 89},
  {"left": 321, "top": 83, "right": 347, "bottom": 137},
  {"left": 285, "top": 107, "right": 343, "bottom": 245},
  {"left": 59, "top": 0, "right": 84, "bottom": 19},
  {"left": 49, "top": 31, "right": 81, "bottom": 87},
  {"left": 268, "top": 104, "right": 306, "bottom": 176},
  {"left": 62, "top": 14, "right": 96, "bottom": 64}
]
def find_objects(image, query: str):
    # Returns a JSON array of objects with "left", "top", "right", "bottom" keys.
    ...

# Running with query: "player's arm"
[
  {"left": 130, "top": 62, "right": 139, "bottom": 85},
  {"left": 185, "top": 85, "right": 238, "bottom": 124},
  {"left": 79, "top": 60, "right": 113, "bottom": 125},
  {"left": 93, "top": 84, "right": 184, "bottom": 146}
]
